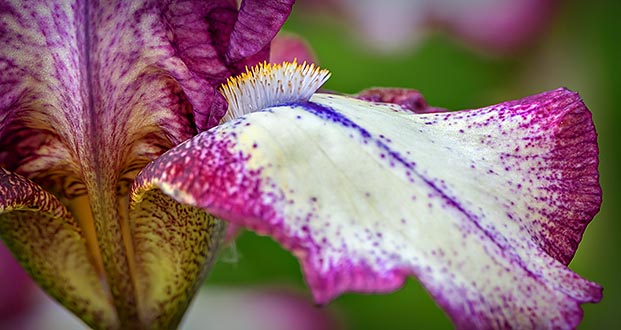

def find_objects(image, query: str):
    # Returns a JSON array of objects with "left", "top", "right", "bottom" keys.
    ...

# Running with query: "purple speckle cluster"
[{"left": 136, "top": 117, "right": 278, "bottom": 230}]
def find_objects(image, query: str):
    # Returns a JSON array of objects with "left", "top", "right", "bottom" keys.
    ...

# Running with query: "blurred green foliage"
[{"left": 207, "top": 1, "right": 621, "bottom": 329}]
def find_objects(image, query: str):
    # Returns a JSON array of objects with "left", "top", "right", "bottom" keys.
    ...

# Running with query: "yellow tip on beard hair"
[{"left": 219, "top": 61, "right": 331, "bottom": 122}]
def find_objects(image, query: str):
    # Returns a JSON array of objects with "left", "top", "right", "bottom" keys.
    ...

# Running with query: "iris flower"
[{"left": 0, "top": 1, "right": 601, "bottom": 330}]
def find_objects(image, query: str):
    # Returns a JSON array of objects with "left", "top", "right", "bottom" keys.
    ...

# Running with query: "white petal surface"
[{"left": 136, "top": 89, "right": 601, "bottom": 329}]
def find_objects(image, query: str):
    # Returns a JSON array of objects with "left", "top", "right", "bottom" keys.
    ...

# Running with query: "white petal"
[{"left": 138, "top": 88, "right": 601, "bottom": 329}]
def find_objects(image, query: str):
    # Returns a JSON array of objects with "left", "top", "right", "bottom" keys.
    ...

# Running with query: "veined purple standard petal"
[
  {"left": 227, "top": 0, "right": 295, "bottom": 63},
  {"left": 1, "top": 0, "right": 291, "bottom": 328},
  {"left": 136, "top": 88, "right": 601, "bottom": 329}
]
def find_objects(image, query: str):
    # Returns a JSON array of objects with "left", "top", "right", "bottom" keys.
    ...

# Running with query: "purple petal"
[
  {"left": 1, "top": 0, "right": 290, "bottom": 327},
  {"left": 355, "top": 87, "right": 446, "bottom": 113},
  {"left": 136, "top": 88, "right": 601, "bottom": 329},
  {"left": 224, "top": 223, "right": 244, "bottom": 243},
  {"left": 227, "top": 0, "right": 295, "bottom": 63}
]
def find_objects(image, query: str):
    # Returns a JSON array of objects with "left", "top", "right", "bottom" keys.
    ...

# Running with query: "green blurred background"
[{"left": 206, "top": 1, "right": 621, "bottom": 329}]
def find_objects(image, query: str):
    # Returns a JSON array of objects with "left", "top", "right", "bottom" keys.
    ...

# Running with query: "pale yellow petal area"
[
  {"left": 129, "top": 186, "right": 226, "bottom": 328},
  {"left": 0, "top": 169, "right": 118, "bottom": 329}
]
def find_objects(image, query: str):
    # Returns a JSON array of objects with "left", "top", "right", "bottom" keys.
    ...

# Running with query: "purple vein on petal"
[{"left": 227, "top": 0, "right": 295, "bottom": 62}]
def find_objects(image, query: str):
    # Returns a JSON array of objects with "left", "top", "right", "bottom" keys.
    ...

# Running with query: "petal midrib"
[{"left": 72, "top": 2, "right": 141, "bottom": 326}]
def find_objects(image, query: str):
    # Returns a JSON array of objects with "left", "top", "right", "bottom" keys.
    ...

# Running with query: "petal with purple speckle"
[
  {"left": 135, "top": 88, "right": 601, "bottom": 329},
  {"left": 128, "top": 188, "right": 226, "bottom": 328}
]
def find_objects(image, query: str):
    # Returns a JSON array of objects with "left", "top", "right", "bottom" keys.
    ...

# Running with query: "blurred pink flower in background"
[
  {"left": 271, "top": 32, "right": 319, "bottom": 64},
  {"left": 182, "top": 286, "right": 341, "bottom": 330},
  {"left": 297, "top": 0, "right": 557, "bottom": 54}
]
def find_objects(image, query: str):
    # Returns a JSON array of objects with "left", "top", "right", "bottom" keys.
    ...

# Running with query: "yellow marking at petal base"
[
  {"left": 220, "top": 60, "right": 331, "bottom": 122},
  {"left": 67, "top": 195, "right": 106, "bottom": 278},
  {"left": 118, "top": 193, "right": 139, "bottom": 319}
]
